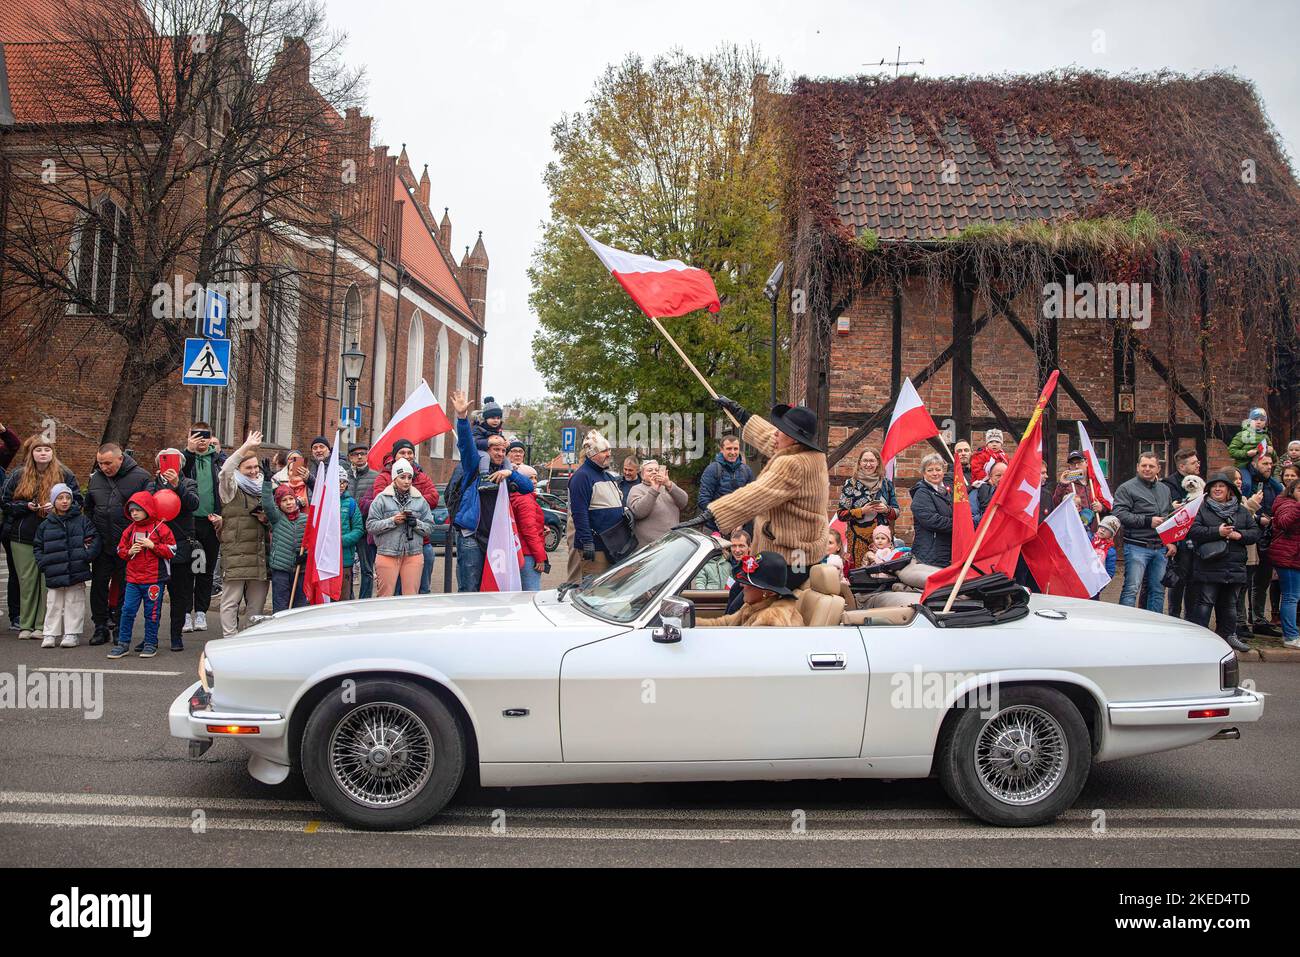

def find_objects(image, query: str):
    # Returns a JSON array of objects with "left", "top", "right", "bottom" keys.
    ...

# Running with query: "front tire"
[
  {"left": 301, "top": 679, "right": 465, "bottom": 830},
  {"left": 938, "top": 685, "right": 1090, "bottom": 827}
]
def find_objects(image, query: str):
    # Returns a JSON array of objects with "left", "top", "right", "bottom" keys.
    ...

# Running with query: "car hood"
[
  {"left": 1025, "top": 593, "right": 1227, "bottom": 646},
  {"left": 222, "top": 591, "right": 555, "bottom": 648}
]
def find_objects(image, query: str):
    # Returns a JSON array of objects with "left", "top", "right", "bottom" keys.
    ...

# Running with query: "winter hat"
[
  {"left": 516, "top": 464, "right": 537, "bottom": 480},
  {"left": 348, "top": 442, "right": 369, "bottom": 454},
  {"left": 390, "top": 438, "right": 416, "bottom": 459},
  {"left": 49, "top": 483, "right": 73, "bottom": 508},
  {"left": 310, "top": 436, "right": 330, "bottom": 450},
  {"left": 1249, "top": 408, "right": 1267, "bottom": 423},
  {"left": 984, "top": 429, "right": 1004, "bottom": 445},
  {"left": 482, "top": 397, "right": 503, "bottom": 420},
  {"left": 506, "top": 439, "right": 526, "bottom": 453},
  {"left": 392, "top": 459, "right": 415, "bottom": 479},
  {"left": 581, "top": 430, "right": 611, "bottom": 459},
  {"left": 1099, "top": 515, "right": 1121, "bottom": 537},
  {"left": 1182, "top": 474, "right": 1206, "bottom": 496},
  {"left": 274, "top": 484, "right": 299, "bottom": 505}
]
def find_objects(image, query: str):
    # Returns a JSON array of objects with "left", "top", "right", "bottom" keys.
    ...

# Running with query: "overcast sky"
[{"left": 324, "top": 0, "right": 1299, "bottom": 404}]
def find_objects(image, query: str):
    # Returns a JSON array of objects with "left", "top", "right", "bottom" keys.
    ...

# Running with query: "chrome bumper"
[
  {"left": 168, "top": 680, "right": 288, "bottom": 743},
  {"left": 1108, "top": 688, "right": 1264, "bottom": 727}
]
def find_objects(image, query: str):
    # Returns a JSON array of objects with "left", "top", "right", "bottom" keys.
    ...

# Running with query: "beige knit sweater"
[
  {"left": 707, "top": 415, "right": 829, "bottom": 573},
  {"left": 626, "top": 480, "right": 688, "bottom": 548}
]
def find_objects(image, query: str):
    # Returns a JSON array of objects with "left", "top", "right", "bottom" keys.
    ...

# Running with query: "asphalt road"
[{"left": 1, "top": 614, "right": 1296, "bottom": 867}]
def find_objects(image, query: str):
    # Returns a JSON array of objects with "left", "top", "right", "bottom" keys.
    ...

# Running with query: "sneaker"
[
  {"left": 18, "top": 629, "right": 32, "bottom": 640},
  {"left": 1225, "top": 634, "right": 1252, "bottom": 653},
  {"left": 170, "top": 638, "right": 184, "bottom": 652},
  {"left": 60, "top": 635, "right": 79, "bottom": 648},
  {"left": 133, "top": 640, "right": 146, "bottom": 653},
  {"left": 88, "top": 627, "right": 109, "bottom": 647},
  {"left": 40, "top": 634, "right": 56, "bottom": 648},
  {"left": 182, "top": 613, "right": 194, "bottom": 633},
  {"left": 138, "top": 645, "right": 157, "bottom": 659},
  {"left": 8, "top": 619, "right": 20, "bottom": 631},
  {"left": 194, "top": 612, "right": 208, "bottom": 631},
  {"left": 1283, "top": 638, "right": 1300, "bottom": 650},
  {"left": 1253, "top": 623, "right": 1281, "bottom": 637},
  {"left": 105, "top": 644, "right": 129, "bottom": 659}
]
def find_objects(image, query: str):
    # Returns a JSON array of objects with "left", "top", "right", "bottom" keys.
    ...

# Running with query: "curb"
[
  {"left": 1256, "top": 646, "right": 1300, "bottom": 662},
  {"left": 1235, "top": 650, "right": 1261, "bottom": 661}
]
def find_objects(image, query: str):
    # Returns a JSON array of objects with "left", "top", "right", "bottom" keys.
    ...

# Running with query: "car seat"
[{"left": 796, "top": 564, "right": 847, "bottom": 626}]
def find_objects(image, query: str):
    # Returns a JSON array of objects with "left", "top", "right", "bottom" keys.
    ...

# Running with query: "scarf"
[
  {"left": 1205, "top": 495, "right": 1239, "bottom": 523},
  {"left": 395, "top": 488, "right": 412, "bottom": 511},
  {"left": 235, "top": 472, "right": 264, "bottom": 498}
]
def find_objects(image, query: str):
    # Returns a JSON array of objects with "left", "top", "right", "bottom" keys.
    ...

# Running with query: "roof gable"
[{"left": 393, "top": 177, "right": 474, "bottom": 321}]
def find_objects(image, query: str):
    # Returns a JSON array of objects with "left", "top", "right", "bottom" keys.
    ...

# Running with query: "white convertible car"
[{"left": 170, "top": 530, "right": 1263, "bottom": 830}]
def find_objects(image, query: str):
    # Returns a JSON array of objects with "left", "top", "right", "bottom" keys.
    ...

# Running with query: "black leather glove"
[
  {"left": 713, "top": 395, "right": 751, "bottom": 426},
  {"left": 582, "top": 544, "right": 595, "bottom": 562},
  {"left": 672, "top": 509, "right": 712, "bottom": 531},
  {"left": 295, "top": 551, "right": 308, "bottom": 567}
]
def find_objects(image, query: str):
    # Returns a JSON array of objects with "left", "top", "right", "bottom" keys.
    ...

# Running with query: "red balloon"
[{"left": 153, "top": 489, "right": 182, "bottom": 522}]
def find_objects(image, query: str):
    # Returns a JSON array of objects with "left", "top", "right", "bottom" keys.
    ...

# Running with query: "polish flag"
[
  {"left": 579, "top": 225, "right": 721, "bottom": 319},
  {"left": 368, "top": 380, "right": 453, "bottom": 472},
  {"left": 303, "top": 431, "right": 343, "bottom": 604},
  {"left": 1158, "top": 493, "right": 1205, "bottom": 545},
  {"left": 1077, "top": 422, "right": 1113, "bottom": 510},
  {"left": 1022, "top": 496, "right": 1112, "bottom": 599},
  {"left": 479, "top": 484, "right": 523, "bottom": 592},
  {"left": 881, "top": 378, "right": 940, "bottom": 480}
]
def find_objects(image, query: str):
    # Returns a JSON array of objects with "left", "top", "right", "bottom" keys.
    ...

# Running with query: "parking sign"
[
  {"left": 204, "top": 288, "right": 228, "bottom": 339},
  {"left": 561, "top": 427, "right": 577, "bottom": 453}
]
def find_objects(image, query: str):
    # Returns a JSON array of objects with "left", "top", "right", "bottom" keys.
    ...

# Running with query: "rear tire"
[
  {"left": 301, "top": 679, "right": 465, "bottom": 831},
  {"left": 938, "top": 685, "right": 1090, "bottom": 827},
  {"left": 544, "top": 525, "right": 561, "bottom": 552}
]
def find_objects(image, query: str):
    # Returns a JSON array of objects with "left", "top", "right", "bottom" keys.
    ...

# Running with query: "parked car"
[
  {"left": 427, "top": 505, "right": 450, "bottom": 551},
  {"left": 171, "top": 530, "right": 1262, "bottom": 831},
  {"left": 540, "top": 503, "right": 565, "bottom": 552}
]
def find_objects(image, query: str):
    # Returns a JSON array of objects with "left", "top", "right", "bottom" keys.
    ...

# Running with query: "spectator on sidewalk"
[
  {"left": 564, "top": 428, "right": 624, "bottom": 584},
  {"left": 308, "top": 436, "right": 332, "bottom": 468},
  {"left": 262, "top": 481, "right": 308, "bottom": 613},
  {"left": 366, "top": 459, "right": 435, "bottom": 597},
  {"left": 107, "top": 491, "right": 176, "bottom": 660},
  {"left": 339, "top": 473, "right": 365, "bottom": 601},
  {"left": 346, "top": 442, "right": 377, "bottom": 598},
  {"left": 948, "top": 440, "right": 973, "bottom": 487},
  {"left": 616, "top": 456, "right": 642, "bottom": 504},
  {"left": 3, "top": 437, "right": 81, "bottom": 640},
  {"left": 473, "top": 397, "right": 505, "bottom": 451},
  {"left": 1267, "top": 479, "right": 1300, "bottom": 649},
  {"left": 910, "top": 453, "right": 954, "bottom": 567},
  {"left": 216, "top": 432, "right": 271, "bottom": 637},
  {"left": 1228, "top": 407, "right": 1271, "bottom": 479},
  {"left": 627, "top": 460, "right": 688, "bottom": 547},
  {"left": 32, "top": 483, "right": 99, "bottom": 648},
  {"left": 510, "top": 464, "right": 549, "bottom": 591},
  {"left": 360, "top": 439, "right": 440, "bottom": 594},
  {"left": 85, "top": 443, "right": 150, "bottom": 645},
  {"left": 181, "top": 423, "right": 225, "bottom": 635},
  {"left": 971, "top": 461, "right": 1008, "bottom": 528},
  {"left": 970, "top": 429, "right": 1008, "bottom": 484},
  {"left": 1245, "top": 451, "right": 1284, "bottom": 636},
  {"left": 698, "top": 434, "right": 754, "bottom": 517},
  {"left": 147, "top": 450, "right": 200, "bottom": 652},
  {"left": 0, "top": 420, "right": 21, "bottom": 471},
  {"left": 1090, "top": 515, "right": 1120, "bottom": 599},
  {"left": 1160, "top": 449, "right": 1203, "bottom": 619},
  {"left": 836, "top": 445, "right": 897, "bottom": 568},
  {"left": 271, "top": 450, "right": 311, "bottom": 508},
  {"left": 1113, "top": 452, "right": 1176, "bottom": 612},
  {"left": 1187, "top": 472, "right": 1259, "bottom": 653}
]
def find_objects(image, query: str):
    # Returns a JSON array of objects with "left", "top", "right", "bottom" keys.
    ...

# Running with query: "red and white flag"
[
  {"left": 579, "top": 225, "right": 721, "bottom": 319},
  {"left": 368, "top": 379, "right": 453, "bottom": 472},
  {"left": 1022, "top": 496, "right": 1112, "bottom": 599},
  {"left": 881, "top": 377, "right": 940, "bottom": 480},
  {"left": 1077, "top": 422, "right": 1113, "bottom": 510},
  {"left": 303, "top": 431, "right": 343, "bottom": 605},
  {"left": 479, "top": 483, "right": 523, "bottom": 592},
  {"left": 1158, "top": 493, "right": 1205, "bottom": 545}
]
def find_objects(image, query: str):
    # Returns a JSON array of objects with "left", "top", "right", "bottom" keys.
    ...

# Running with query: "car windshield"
[{"left": 570, "top": 532, "right": 702, "bottom": 623}]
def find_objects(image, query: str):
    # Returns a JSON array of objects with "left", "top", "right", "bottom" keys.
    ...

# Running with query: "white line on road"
[
  {"left": 33, "top": 667, "right": 183, "bottom": 677},
  {"left": 1, "top": 811, "right": 1298, "bottom": 841}
]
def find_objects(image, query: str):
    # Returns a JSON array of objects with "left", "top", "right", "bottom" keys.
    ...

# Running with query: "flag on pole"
[
  {"left": 1157, "top": 493, "right": 1205, "bottom": 545},
  {"left": 367, "top": 380, "right": 453, "bottom": 472},
  {"left": 1077, "top": 422, "right": 1113, "bottom": 510},
  {"left": 479, "top": 484, "right": 523, "bottom": 592},
  {"left": 881, "top": 377, "right": 940, "bottom": 480},
  {"left": 578, "top": 225, "right": 721, "bottom": 319},
  {"left": 302, "top": 432, "right": 343, "bottom": 604},
  {"left": 951, "top": 461, "right": 975, "bottom": 562},
  {"left": 1022, "top": 496, "right": 1113, "bottom": 599}
]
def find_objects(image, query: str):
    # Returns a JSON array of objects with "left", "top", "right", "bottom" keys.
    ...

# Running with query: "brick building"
[
  {"left": 0, "top": 0, "right": 488, "bottom": 484},
  {"left": 780, "top": 74, "right": 1300, "bottom": 535}
]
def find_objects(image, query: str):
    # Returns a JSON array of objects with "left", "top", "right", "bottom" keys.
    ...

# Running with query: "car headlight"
[{"left": 199, "top": 652, "right": 215, "bottom": 692}]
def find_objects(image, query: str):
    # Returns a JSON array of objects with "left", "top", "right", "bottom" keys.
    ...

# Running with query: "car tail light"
[
  {"left": 1188, "top": 708, "right": 1230, "bottom": 719},
  {"left": 1220, "top": 652, "right": 1239, "bottom": 690},
  {"left": 206, "top": 724, "right": 261, "bottom": 734}
]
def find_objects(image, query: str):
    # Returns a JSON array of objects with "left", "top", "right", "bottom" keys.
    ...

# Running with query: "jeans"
[
  {"left": 456, "top": 532, "right": 484, "bottom": 592},
  {"left": 1190, "top": 580, "right": 1242, "bottom": 640},
  {"left": 271, "top": 569, "right": 305, "bottom": 613},
  {"left": 166, "top": 539, "right": 195, "bottom": 642},
  {"left": 117, "top": 581, "right": 163, "bottom": 649},
  {"left": 419, "top": 542, "right": 435, "bottom": 594},
  {"left": 359, "top": 542, "right": 376, "bottom": 599},
  {"left": 1120, "top": 542, "right": 1167, "bottom": 612},
  {"left": 1278, "top": 567, "right": 1300, "bottom": 641},
  {"left": 520, "top": 555, "right": 541, "bottom": 591},
  {"left": 90, "top": 553, "right": 127, "bottom": 629}
]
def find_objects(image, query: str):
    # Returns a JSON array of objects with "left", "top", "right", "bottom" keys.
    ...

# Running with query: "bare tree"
[{"left": 0, "top": 0, "right": 366, "bottom": 444}]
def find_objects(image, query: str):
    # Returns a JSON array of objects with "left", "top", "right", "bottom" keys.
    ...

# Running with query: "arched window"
[
  {"left": 69, "top": 196, "right": 132, "bottom": 314},
  {"left": 405, "top": 310, "right": 425, "bottom": 401},
  {"left": 454, "top": 339, "right": 470, "bottom": 461},
  {"left": 261, "top": 269, "right": 299, "bottom": 448},
  {"left": 433, "top": 326, "right": 449, "bottom": 457},
  {"left": 372, "top": 316, "right": 388, "bottom": 441}
]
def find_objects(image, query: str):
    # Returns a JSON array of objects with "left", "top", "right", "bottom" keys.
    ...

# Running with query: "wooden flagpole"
[{"left": 646, "top": 314, "right": 741, "bottom": 429}]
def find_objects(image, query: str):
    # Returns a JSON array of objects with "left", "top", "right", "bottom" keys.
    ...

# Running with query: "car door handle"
[{"left": 808, "top": 654, "right": 846, "bottom": 671}]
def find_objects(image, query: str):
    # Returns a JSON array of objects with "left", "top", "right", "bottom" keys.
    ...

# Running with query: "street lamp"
[
  {"left": 763, "top": 261, "right": 785, "bottom": 409},
  {"left": 342, "top": 340, "right": 366, "bottom": 442}
]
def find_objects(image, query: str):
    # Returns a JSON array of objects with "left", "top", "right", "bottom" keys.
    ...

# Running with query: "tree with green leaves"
[{"left": 529, "top": 46, "right": 786, "bottom": 478}]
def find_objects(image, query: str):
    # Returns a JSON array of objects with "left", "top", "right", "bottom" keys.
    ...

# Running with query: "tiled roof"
[
  {"left": 0, "top": 0, "right": 104, "bottom": 42},
  {"left": 393, "top": 177, "right": 474, "bottom": 321},
  {"left": 832, "top": 115, "right": 1129, "bottom": 241},
  {"left": 3, "top": 36, "right": 175, "bottom": 124}
]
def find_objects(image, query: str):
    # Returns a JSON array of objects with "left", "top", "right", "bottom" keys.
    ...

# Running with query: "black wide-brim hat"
[
  {"left": 770, "top": 403, "right": 824, "bottom": 452},
  {"left": 734, "top": 550, "right": 796, "bottom": 597}
]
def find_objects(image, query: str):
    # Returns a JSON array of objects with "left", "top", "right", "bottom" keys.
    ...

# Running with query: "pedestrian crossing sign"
[{"left": 182, "top": 337, "right": 230, "bottom": 386}]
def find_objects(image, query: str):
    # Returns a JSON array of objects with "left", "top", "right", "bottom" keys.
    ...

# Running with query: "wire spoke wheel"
[
  {"left": 329, "top": 702, "right": 434, "bottom": 808},
  {"left": 973, "top": 704, "right": 1068, "bottom": 806}
]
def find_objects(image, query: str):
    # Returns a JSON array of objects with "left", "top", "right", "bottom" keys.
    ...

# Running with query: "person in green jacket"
[
  {"left": 339, "top": 475, "right": 365, "bottom": 601},
  {"left": 261, "top": 481, "right": 308, "bottom": 611},
  {"left": 1228, "top": 408, "right": 1272, "bottom": 472}
]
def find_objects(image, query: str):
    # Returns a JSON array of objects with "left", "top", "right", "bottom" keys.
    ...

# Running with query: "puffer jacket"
[
  {"left": 1188, "top": 493, "right": 1259, "bottom": 585},
  {"left": 115, "top": 492, "right": 176, "bottom": 584},
  {"left": 910, "top": 480, "right": 954, "bottom": 567},
  {"left": 33, "top": 502, "right": 100, "bottom": 588},
  {"left": 86, "top": 453, "right": 151, "bottom": 547},
  {"left": 970, "top": 446, "right": 1008, "bottom": 483},
  {"left": 366, "top": 484, "right": 435, "bottom": 558},
  {"left": 217, "top": 452, "right": 270, "bottom": 581},
  {"left": 697, "top": 453, "right": 755, "bottom": 512},
  {"left": 510, "top": 490, "right": 548, "bottom": 564},
  {"left": 341, "top": 492, "right": 365, "bottom": 567},
  {"left": 452, "top": 418, "right": 534, "bottom": 533},
  {"left": 260, "top": 481, "right": 308, "bottom": 572},
  {"left": 1, "top": 465, "right": 81, "bottom": 544},
  {"left": 1264, "top": 495, "right": 1300, "bottom": 570},
  {"left": 697, "top": 595, "right": 804, "bottom": 627},
  {"left": 1227, "top": 424, "right": 1271, "bottom": 469}
]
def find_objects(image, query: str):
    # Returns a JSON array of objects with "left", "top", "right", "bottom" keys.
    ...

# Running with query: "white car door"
[{"left": 559, "top": 623, "right": 870, "bottom": 762}]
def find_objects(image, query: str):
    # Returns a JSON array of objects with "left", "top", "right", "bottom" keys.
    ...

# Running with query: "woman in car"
[{"left": 698, "top": 551, "right": 803, "bottom": 627}]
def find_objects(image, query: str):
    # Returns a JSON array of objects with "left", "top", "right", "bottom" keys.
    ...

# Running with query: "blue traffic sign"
[
  {"left": 182, "top": 337, "right": 230, "bottom": 386},
  {"left": 340, "top": 406, "right": 362, "bottom": 428},
  {"left": 204, "top": 288, "right": 228, "bottom": 339},
  {"left": 561, "top": 426, "right": 577, "bottom": 453}
]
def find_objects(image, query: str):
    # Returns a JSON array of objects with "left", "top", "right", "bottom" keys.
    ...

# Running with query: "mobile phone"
[
  {"left": 159, "top": 452, "right": 182, "bottom": 475},
  {"left": 191, "top": 429, "right": 211, "bottom": 440}
]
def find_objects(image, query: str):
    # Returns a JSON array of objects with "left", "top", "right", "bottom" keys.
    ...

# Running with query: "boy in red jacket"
[
  {"left": 108, "top": 491, "right": 175, "bottom": 659},
  {"left": 509, "top": 463, "right": 549, "bottom": 590}
]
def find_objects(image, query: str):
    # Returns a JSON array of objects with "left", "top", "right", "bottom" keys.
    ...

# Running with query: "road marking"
[
  {"left": 33, "top": 667, "right": 183, "bottom": 677},
  {"left": 0, "top": 811, "right": 1298, "bottom": 841},
  {"left": 303, "top": 821, "right": 320, "bottom": 833}
]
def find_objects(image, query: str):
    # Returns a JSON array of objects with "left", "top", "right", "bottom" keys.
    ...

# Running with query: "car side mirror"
[{"left": 654, "top": 596, "right": 694, "bottom": 643}]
